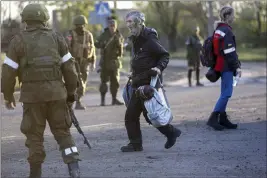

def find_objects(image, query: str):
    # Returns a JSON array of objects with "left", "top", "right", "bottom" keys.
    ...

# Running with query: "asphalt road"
[{"left": 1, "top": 61, "right": 266, "bottom": 178}]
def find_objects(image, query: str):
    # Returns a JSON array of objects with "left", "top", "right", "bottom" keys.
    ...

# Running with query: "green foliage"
[
  {"left": 45, "top": 1, "right": 102, "bottom": 36},
  {"left": 138, "top": 1, "right": 266, "bottom": 50},
  {"left": 110, "top": 9, "right": 118, "bottom": 20}
]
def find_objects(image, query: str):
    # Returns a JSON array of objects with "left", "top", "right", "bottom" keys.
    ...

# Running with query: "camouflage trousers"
[
  {"left": 99, "top": 69, "right": 120, "bottom": 97},
  {"left": 76, "top": 58, "right": 91, "bottom": 99},
  {"left": 20, "top": 99, "right": 80, "bottom": 165}
]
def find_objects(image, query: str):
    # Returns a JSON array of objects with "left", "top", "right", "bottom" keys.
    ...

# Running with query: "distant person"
[
  {"left": 66, "top": 15, "right": 96, "bottom": 110},
  {"left": 185, "top": 26, "right": 204, "bottom": 87},
  {"left": 207, "top": 6, "right": 241, "bottom": 131},
  {"left": 95, "top": 18, "right": 124, "bottom": 106}
]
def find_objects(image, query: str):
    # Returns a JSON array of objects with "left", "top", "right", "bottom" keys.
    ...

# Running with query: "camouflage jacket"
[
  {"left": 95, "top": 28, "right": 124, "bottom": 70},
  {"left": 1, "top": 24, "right": 78, "bottom": 103},
  {"left": 186, "top": 34, "right": 203, "bottom": 61},
  {"left": 66, "top": 29, "right": 96, "bottom": 64}
]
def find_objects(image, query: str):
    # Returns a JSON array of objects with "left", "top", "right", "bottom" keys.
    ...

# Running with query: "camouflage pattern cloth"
[
  {"left": 95, "top": 28, "right": 124, "bottom": 98},
  {"left": 186, "top": 34, "right": 203, "bottom": 70},
  {"left": 66, "top": 28, "right": 96, "bottom": 98},
  {"left": 95, "top": 28, "right": 124, "bottom": 70},
  {"left": 1, "top": 23, "right": 80, "bottom": 165}
]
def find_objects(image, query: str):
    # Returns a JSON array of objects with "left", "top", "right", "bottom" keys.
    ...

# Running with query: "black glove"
[
  {"left": 147, "top": 69, "right": 158, "bottom": 77},
  {"left": 67, "top": 94, "right": 77, "bottom": 103},
  {"left": 131, "top": 69, "right": 158, "bottom": 87},
  {"left": 135, "top": 85, "right": 155, "bottom": 100}
]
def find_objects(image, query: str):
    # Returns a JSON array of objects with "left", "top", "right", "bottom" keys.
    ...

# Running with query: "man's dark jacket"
[{"left": 129, "top": 26, "right": 169, "bottom": 88}]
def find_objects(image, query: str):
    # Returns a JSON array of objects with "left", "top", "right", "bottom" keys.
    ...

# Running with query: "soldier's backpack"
[
  {"left": 200, "top": 36, "right": 216, "bottom": 68},
  {"left": 19, "top": 28, "right": 63, "bottom": 83}
]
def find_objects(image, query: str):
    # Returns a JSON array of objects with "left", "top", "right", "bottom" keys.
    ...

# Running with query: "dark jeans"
[{"left": 124, "top": 90, "right": 176, "bottom": 144}]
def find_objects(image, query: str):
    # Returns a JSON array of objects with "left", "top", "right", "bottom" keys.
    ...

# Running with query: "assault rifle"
[
  {"left": 68, "top": 103, "right": 92, "bottom": 149},
  {"left": 74, "top": 61, "right": 84, "bottom": 92}
]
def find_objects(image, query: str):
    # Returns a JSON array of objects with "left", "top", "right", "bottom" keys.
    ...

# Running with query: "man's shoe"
[
  {"left": 196, "top": 82, "right": 204, "bottom": 86},
  {"left": 165, "top": 128, "right": 181, "bottom": 149},
  {"left": 112, "top": 98, "right": 124, "bottom": 105},
  {"left": 120, "top": 143, "right": 143, "bottom": 152}
]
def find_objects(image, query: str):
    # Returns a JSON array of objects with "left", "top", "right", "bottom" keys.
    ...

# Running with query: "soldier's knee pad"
[{"left": 99, "top": 83, "right": 108, "bottom": 93}]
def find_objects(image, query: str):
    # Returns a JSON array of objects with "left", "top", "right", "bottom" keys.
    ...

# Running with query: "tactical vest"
[
  {"left": 70, "top": 30, "right": 92, "bottom": 59},
  {"left": 19, "top": 28, "right": 63, "bottom": 83}
]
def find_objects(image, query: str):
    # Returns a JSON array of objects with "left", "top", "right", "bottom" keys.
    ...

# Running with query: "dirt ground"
[{"left": 1, "top": 61, "right": 266, "bottom": 178}]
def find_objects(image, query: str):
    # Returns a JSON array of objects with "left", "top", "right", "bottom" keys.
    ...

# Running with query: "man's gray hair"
[
  {"left": 219, "top": 6, "right": 234, "bottom": 21},
  {"left": 125, "top": 10, "right": 145, "bottom": 25}
]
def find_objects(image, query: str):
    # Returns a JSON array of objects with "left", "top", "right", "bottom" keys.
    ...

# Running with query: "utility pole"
[
  {"left": 113, "top": 0, "right": 117, "bottom": 11},
  {"left": 207, "top": 1, "right": 214, "bottom": 36},
  {"left": 9, "top": 1, "right": 11, "bottom": 20}
]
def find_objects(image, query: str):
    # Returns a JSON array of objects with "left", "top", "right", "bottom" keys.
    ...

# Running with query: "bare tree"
[
  {"left": 1, "top": 2, "right": 8, "bottom": 22},
  {"left": 254, "top": 1, "right": 262, "bottom": 38},
  {"left": 149, "top": 1, "right": 181, "bottom": 52}
]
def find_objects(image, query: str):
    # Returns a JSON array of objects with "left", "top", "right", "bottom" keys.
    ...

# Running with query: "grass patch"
[
  {"left": 170, "top": 47, "right": 266, "bottom": 61},
  {"left": 237, "top": 47, "right": 266, "bottom": 61},
  {"left": 170, "top": 49, "right": 187, "bottom": 59}
]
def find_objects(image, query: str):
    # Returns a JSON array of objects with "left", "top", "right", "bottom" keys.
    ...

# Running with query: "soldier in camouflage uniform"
[
  {"left": 95, "top": 19, "right": 124, "bottom": 106},
  {"left": 185, "top": 26, "right": 204, "bottom": 87},
  {"left": 66, "top": 15, "right": 96, "bottom": 110},
  {"left": 1, "top": 4, "right": 81, "bottom": 178}
]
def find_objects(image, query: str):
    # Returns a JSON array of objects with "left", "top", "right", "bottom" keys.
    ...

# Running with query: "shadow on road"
[{"left": 2, "top": 118, "right": 266, "bottom": 178}]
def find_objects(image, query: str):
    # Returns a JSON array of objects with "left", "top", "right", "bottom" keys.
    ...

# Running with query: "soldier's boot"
[
  {"left": 196, "top": 68, "right": 204, "bottom": 86},
  {"left": 100, "top": 93, "right": 105, "bottom": 106},
  {"left": 111, "top": 92, "right": 124, "bottom": 105},
  {"left": 158, "top": 125, "right": 182, "bottom": 149},
  {"left": 188, "top": 69, "right": 192, "bottom": 87},
  {"left": 75, "top": 100, "right": 86, "bottom": 110},
  {"left": 120, "top": 143, "right": 143, "bottom": 152},
  {"left": 29, "top": 164, "right": 42, "bottom": 178},
  {"left": 68, "top": 161, "right": 80, "bottom": 178},
  {"left": 219, "top": 112, "right": 238, "bottom": 129},
  {"left": 207, "top": 112, "right": 224, "bottom": 131},
  {"left": 112, "top": 98, "right": 124, "bottom": 105}
]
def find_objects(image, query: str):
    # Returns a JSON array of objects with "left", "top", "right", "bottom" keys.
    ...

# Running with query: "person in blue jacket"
[{"left": 207, "top": 6, "right": 241, "bottom": 131}]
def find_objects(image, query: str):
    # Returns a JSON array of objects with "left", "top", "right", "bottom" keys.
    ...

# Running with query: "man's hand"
[
  {"left": 151, "top": 67, "right": 161, "bottom": 75},
  {"left": 5, "top": 95, "right": 16, "bottom": 110}
]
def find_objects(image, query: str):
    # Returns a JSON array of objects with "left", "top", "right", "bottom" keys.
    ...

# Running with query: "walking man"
[{"left": 120, "top": 11, "right": 181, "bottom": 152}]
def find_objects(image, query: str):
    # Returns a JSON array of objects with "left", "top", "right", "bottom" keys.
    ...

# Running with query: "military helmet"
[
  {"left": 73, "top": 15, "right": 88, "bottom": 25},
  {"left": 21, "top": 3, "right": 50, "bottom": 22}
]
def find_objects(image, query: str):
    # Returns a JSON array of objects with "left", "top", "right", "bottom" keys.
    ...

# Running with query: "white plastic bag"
[{"left": 144, "top": 75, "right": 173, "bottom": 127}]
